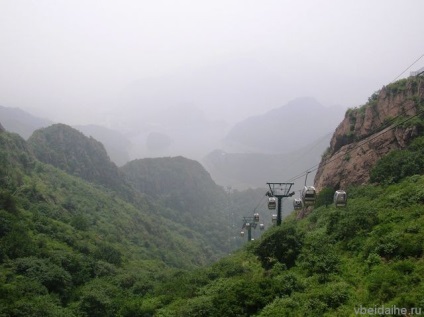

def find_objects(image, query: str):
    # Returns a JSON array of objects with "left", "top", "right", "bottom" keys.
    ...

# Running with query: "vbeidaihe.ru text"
[{"left": 354, "top": 305, "right": 422, "bottom": 315}]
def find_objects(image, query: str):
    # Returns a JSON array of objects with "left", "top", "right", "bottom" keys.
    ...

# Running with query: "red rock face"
[{"left": 314, "top": 78, "right": 424, "bottom": 192}]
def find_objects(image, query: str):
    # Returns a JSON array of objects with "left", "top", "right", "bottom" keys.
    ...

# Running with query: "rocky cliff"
[{"left": 314, "top": 76, "right": 424, "bottom": 191}]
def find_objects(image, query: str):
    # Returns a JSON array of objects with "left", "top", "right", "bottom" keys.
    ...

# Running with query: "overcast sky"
[{"left": 1, "top": 0, "right": 423, "bottom": 127}]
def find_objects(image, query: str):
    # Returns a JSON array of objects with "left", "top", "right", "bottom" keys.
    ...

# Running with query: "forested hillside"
[
  {"left": 137, "top": 175, "right": 424, "bottom": 316},
  {"left": 0, "top": 128, "right": 240, "bottom": 315},
  {"left": 27, "top": 124, "right": 127, "bottom": 193},
  {"left": 1, "top": 75, "right": 424, "bottom": 316},
  {"left": 121, "top": 157, "right": 231, "bottom": 255},
  {"left": 1, "top": 133, "right": 423, "bottom": 316}
]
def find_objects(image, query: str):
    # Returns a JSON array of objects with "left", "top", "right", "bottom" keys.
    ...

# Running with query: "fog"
[{"left": 1, "top": 0, "right": 424, "bottom": 161}]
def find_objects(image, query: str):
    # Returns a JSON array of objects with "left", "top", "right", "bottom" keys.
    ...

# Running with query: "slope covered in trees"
[
  {"left": 2, "top": 75, "right": 424, "bottom": 316},
  {"left": 0, "top": 128, "right": 238, "bottom": 315},
  {"left": 27, "top": 124, "right": 126, "bottom": 192},
  {"left": 121, "top": 157, "right": 231, "bottom": 255},
  {"left": 137, "top": 175, "right": 424, "bottom": 316}
]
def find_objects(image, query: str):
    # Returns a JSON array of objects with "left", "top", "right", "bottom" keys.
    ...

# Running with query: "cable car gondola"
[
  {"left": 253, "top": 213, "right": 260, "bottom": 222},
  {"left": 334, "top": 190, "right": 347, "bottom": 207},
  {"left": 271, "top": 214, "right": 277, "bottom": 224},
  {"left": 259, "top": 223, "right": 265, "bottom": 230},
  {"left": 268, "top": 197, "right": 276, "bottom": 210},
  {"left": 302, "top": 186, "right": 316, "bottom": 206},
  {"left": 293, "top": 198, "right": 303, "bottom": 210}
]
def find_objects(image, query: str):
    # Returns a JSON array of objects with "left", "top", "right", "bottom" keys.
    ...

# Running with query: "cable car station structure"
[{"left": 266, "top": 182, "right": 295, "bottom": 226}]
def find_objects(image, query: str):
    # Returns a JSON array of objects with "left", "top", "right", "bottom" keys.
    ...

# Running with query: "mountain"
[
  {"left": 121, "top": 156, "right": 225, "bottom": 205},
  {"left": 113, "top": 103, "right": 229, "bottom": 161},
  {"left": 0, "top": 105, "right": 52, "bottom": 139},
  {"left": 121, "top": 156, "right": 231, "bottom": 253},
  {"left": 74, "top": 124, "right": 132, "bottom": 166},
  {"left": 0, "top": 124, "right": 245, "bottom": 315},
  {"left": 114, "top": 57, "right": 290, "bottom": 131},
  {"left": 203, "top": 132, "right": 332, "bottom": 190},
  {"left": 315, "top": 76, "right": 424, "bottom": 191},
  {"left": 223, "top": 97, "right": 345, "bottom": 154},
  {"left": 128, "top": 77, "right": 424, "bottom": 316},
  {"left": 27, "top": 124, "right": 128, "bottom": 194},
  {"left": 2, "top": 76, "right": 424, "bottom": 315},
  {"left": 133, "top": 174, "right": 424, "bottom": 316},
  {"left": 107, "top": 57, "right": 296, "bottom": 160},
  {"left": 0, "top": 105, "right": 132, "bottom": 167}
]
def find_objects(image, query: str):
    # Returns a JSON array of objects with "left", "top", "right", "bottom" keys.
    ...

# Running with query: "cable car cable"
[
  {"left": 391, "top": 53, "right": 424, "bottom": 83},
  {"left": 284, "top": 55, "right": 424, "bottom": 184},
  {"left": 286, "top": 54, "right": 424, "bottom": 184},
  {"left": 252, "top": 194, "right": 267, "bottom": 213},
  {"left": 284, "top": 107, "right": 408, "bottom": 183},
  {"left": 285, "top": 106, "right": 424, "bottom": 184},
  {"left": 246, "top": 57, "right": 424, "bottom": 221}
]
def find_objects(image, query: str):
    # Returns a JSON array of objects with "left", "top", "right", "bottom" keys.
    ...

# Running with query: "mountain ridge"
[
  {"left": 223, "top": 97, "right": 345, "bottom": 154},
  {"left": 314, "top": 77, "right": 424, "bottom": 191}
]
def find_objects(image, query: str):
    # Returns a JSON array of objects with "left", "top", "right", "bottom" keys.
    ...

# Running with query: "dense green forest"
[
  {"left": 2, "top": 105, "right": 424, "bottom": 315},
  {"left": 132, "top": 174, "right": 424, "bottom": 316},
  {"left": 0, "top": 126, "right": 258, "bottom": 316}
]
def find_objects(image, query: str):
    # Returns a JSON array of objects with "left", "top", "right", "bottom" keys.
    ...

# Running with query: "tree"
[
  {"left": 254, "top": 223, "right": 304, "bottom": 270},
  {"left": 315, "top": 187, "right": 334, "bottom": 208}
]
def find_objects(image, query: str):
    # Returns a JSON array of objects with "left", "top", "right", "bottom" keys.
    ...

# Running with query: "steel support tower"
[{"left": 266, "top": 182, "right": 295, "bottom": 226}]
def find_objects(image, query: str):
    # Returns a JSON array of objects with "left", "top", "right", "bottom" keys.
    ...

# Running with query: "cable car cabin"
[
  {"left": 259, "top": 223, "right": 265, "bottom": 230},
  {"left": 334, "top": 190, "right": 347, "bottom": 207},
  {"left": 271, "top": 214, "right": 277, "bottom": 224},
  {"left": 240, "top": 231, "right": 245, "bottom": 237},
  {"left": 253, "top": 213, "right": 260, "bottom": 222},
  {"left": 302, "top": 186, "right": 316, "bottom": 206},
  {"left": 293, "top": 198, "right": 303, "bottom": 210},
  {"left": 268, "top": 197, "right": 277, "bottom": 210}
]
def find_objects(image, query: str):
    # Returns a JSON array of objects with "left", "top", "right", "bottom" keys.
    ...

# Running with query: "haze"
[{"left": 1, "top": 0, "right": 424, "bottom": 157}]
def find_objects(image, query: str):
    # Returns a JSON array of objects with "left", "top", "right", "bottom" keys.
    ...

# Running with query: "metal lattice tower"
[{"left": 266, "top": 182, "right": 295, "bottom": 226}]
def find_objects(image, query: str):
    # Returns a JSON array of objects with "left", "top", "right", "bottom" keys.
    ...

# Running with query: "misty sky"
[{"left": 1, "top": 0, "right": 424, "bottom": 127}]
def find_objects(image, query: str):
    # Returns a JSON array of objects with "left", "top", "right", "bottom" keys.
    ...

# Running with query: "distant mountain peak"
[
  {"left": 0, "top": 105, "right": 52, "bottom": 139},
  {"left": 224, "top": 97, "right": 345, "bottom": 154},
  {"left": 28, "top": 123, "right": 124, "bottom": 190}
]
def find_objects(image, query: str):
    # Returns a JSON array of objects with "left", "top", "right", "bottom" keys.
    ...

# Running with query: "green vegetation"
[
  {"left": 321, "top": 146, "right": 331, "bottom": 159},
  {"left": 315, "top": 187, "right": 335, "bottom": 208},
  {"left": 2, "top": 113, "right": 424, "bottom": 315},
  {"left": 342, "top": 77, "right": 423, "bottom": 146},
  {"left": 27, "top": 124, "right": 128, "bottom": 194},
  {"left": 0, "top": 127, "right": 246, "bottom": 315},
  {"left": 136, "top": 175, "right": 424, "bottom": 316},
  {"left": 370, "top": 136, "right": 424, "bottom": 184}
]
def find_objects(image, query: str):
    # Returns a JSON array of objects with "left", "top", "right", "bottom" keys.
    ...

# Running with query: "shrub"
[
  {"left": 315, "top": 187, "right": 335, "bottom": 208},
  {"left": 370, "top": 150, "right": 424, "bottom": 184},
  {"left": 254, "top": 223, "right": 304, "bottom": 270},
  {"left": 298, "top": 231, "right": 340, "bottom": 282}
]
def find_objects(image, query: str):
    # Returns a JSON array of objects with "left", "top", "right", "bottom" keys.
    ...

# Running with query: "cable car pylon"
[{"left": 266, "top": 182, "right": 295, "bottom": 226}]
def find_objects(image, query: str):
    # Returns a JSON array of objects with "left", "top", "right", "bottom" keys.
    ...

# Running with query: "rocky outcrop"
[{"left": 314, "top": 77, "right": 424, "bottom": 191}]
